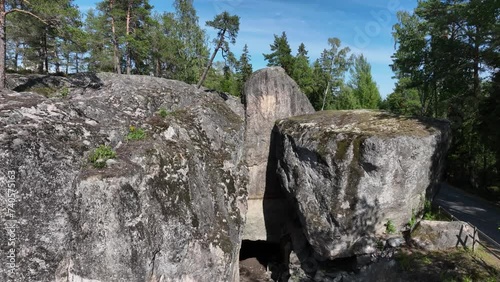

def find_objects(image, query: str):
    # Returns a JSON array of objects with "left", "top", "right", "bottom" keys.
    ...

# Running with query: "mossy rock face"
[
  {"left": 0, "top": 73, "right": 247, "bottom": 282},
  {"left": 274, "top": 110, "right": 451, "bottom": 260}
]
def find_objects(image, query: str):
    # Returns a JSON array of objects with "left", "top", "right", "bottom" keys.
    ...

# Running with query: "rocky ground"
[
  {"left": 2, "top": 70, "right": 494, "bottom": 282},
  {"left": 240, "top": 242, "right": 500, "bottom": 282}
]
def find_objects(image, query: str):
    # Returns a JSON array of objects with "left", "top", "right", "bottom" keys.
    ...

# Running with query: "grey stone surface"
[
  {"left": 242, "top": 67, "right": 315, "bottom": 242},
  {"left": 411, "top": 220, "right": 475, "bottom": 251},
  {"left": 274, "top": 110, "right": 451, "bottom": 259},
  {"left": 386, "top": 237, "right": 405, "bottom": 248},
  {"left": 0, "top": 73, "right": 247, "bottom": 282}
]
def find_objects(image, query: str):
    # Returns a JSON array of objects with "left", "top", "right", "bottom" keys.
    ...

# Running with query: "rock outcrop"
[
  {"left": 411, "top": 220, "right": 475, "bottom": 251},
  {"left": 274, "top": 110, "right": 450, "bottom": 259},
  {"left": 243, "top": 67, "right": 315, "bottom": 242},
  {"left": 0, "top": 73, "right": 247, "bottom": 281}
]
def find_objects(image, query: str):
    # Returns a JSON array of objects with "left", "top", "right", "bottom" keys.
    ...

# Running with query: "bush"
[
  {"left": 386, "top": 219, "right": 397, "bottom": 234},
  {"left": 89, "top": 145, "right": 116, "bottom": 168},
  {"left": 408, "top": 209, "right": 417, "bottom": 229},
  {"left": 126, "top": 126, "right": 146, "bottom": 141}
]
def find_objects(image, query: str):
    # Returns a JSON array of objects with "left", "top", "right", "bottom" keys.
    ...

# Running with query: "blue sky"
[{"left": 75, "top": 0, "right": 418, "bottom": 98}]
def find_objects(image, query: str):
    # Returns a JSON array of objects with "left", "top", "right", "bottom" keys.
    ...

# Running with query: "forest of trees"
[
  {"left": 386, "top": 0, "right": 499, "bottom": 198},
  {"left": 1, "top": 0, "right": 498, "bottom": 198},
  {"left": 0, "top": 0, "right": 381, "bottom": 107}
]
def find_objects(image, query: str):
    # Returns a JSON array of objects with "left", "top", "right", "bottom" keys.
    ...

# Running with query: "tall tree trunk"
[
  {"left": 37, "top": 47, "right": 44, "bottom": 73},
  {"left": 126, "top": 0, "right": 131, "bottom": 75},
  {"left": 155, "top": 58, "right": 160, "bottom": 77},
  {"left": 197, "top": 30, "right": 225, "bottom": 88},
  {"left": 43, "top": 32, "right": 48, "bottom": 73},
  {"left": 473, "top": 27, "right": 480, "bottom": 99},
  {"left": 0, "top": 0, "right": 6, "bottom": 89},
  {"left": 14, "top": 41, "right": 19, "bottom": 71},
  {"left": 75, "top": 53, "right": 79, "bottom": 73},
  {"left": 109, "top": 0, "right": 121, "bottom": 74},
  {"left": 65, "top": 52, "right": 69, "bottom": 74},
  {"left": 321, "top": 81, "right": 330, "bottom": 111}
]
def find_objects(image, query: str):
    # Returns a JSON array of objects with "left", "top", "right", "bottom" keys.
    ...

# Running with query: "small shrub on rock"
[
  {"left": 89, "top": 145, "right": 116, "bottom": 168},
  {"left": 158, "top": 108, "right": 169, "bottom": 118},
  {"left": 386, "top": 219, "right": 396, "bottom": 234},
  {"left": 127, "top": 126, "right": 146, "bottom": 140},
  {"left": 60, "top": 87, "right": 70, "bottom": 97}
]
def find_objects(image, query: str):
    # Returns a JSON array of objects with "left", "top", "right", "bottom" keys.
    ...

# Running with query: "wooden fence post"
[{"left": 472, "top": 226, "right": 477, "bottom": 252}]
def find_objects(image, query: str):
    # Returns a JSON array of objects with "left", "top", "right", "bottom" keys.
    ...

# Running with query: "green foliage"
[
  {"left": 408, "top": 209, "right": 417, "bottom": 229},
  {"left": 396, "top": 250, "right": 499, "bottom": 281},
  {"left": 318, "top": 38, "right": 353, "bottom": 110},
  {"left": 397, "top": 252, "right": 411, "bottom": 271},
  {"left": 197, "top": 11, "right": 240, "bottom": 88},
  {"left": 386, "top": 219, "right": 396, "bottom": 234},
  {"left": 349, "top": 54, "right": 381, "bottom": 109},
  {"left": 89, "top": 145, "right": 116, "bottom": 169},
  {"left": 60, "top": 87, "right": 69, "bottom": 98},
  {"left": 376, "top": 240, "right": 384, "bottom": 251},
  {"left": 158, "top": 108, "right": 169, "bottom": 118},
  {"left": 263, "top": 31, "right": 294, "bottom": 76},
  {"left": 391, "top": 0, "right": 499, "bottom": 194},
  {"left": 236, "top": 44, "right": 253, "bottom": 98},
  {"left": 126, "top": 125, "right": 146, "bottom": 141},
  {"left": 6, "top": 0, "right": 85, "bottom": 74},
  {"left": 334, "top": 85, "right": 360, "bottom": 110},
  {"left": 291, "top": 43, "right": 314, "bottom": 96}
]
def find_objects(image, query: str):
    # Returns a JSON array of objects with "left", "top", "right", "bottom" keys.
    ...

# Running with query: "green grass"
[
  {"left": 395, "top": 249, "right": 499, "bottom": 281},
  {"left": 126, "top": 126, "right": 146, "bottom": 141},
  {"left": 158, "top": 108, "right": 169, "bottom": 118},
  {"left": 423, "top": 200, "right": 450, "bottom": 221},
  {"left": 408, "top": 209, "right": 417, "bottom": 229},
  {"left": 89, "top": 145, "right": 116, "bottom": 169},
  {"left": 397, "top": 251, "right": 411, "bottom": 271}
]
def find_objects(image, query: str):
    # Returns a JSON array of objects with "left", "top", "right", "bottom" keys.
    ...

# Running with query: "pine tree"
[
  {"left": 349, "top": 54, "right": 381, "bottom": 109},
  {"left": 197, "top": 11, "right": 240, "bottom": 88},
  {"left": 291, "top": 43, "right": 314, "bottom": 96},
  {"left": 391, "top": 0, "right": 499, "bottom": 191},
  {"left": 263, "top": 31, "right": 294, "bottom": 75},
  {"left": 236, "top": 44, "right": 252, "bottom": 98}
]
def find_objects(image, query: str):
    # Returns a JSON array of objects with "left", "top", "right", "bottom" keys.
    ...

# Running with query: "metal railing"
[{"left": 437, "top": 205, "right": 500, "bottom": 261}]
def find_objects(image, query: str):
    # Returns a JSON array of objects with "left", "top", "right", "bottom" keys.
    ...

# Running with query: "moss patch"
[{"left": 282, "top": 110, "right": 445, "bottom": 138}]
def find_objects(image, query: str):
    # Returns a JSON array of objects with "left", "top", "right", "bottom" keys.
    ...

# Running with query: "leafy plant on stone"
[
  {"left": 158, "top": 108, "right": 169, "bottom": 118},
  {"left": 408, "top": 209, "right": 417, "bottom": 229},
  {"left": 60, "top": 87, "right": 70, "bottom": 97},
  {"left": 386, "top": 219, "right": 396, "bottom": 234},
  {"left": 127, "top": 125, "right": 146, "bottom": 141},
  {"left": 423, "top": 200, "right": 437, "bottom": 220},
  {"left": 376, "top": 240, "right": 384, "bottom": 251},
  {"left": 89, "top": 145, "right": 116, "bottom": 169}
]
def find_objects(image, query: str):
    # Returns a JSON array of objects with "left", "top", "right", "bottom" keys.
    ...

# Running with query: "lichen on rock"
[
  {"left": 0, "top": 73, "right": 248, "bottom": 282},
  {"left": 274, "top": 109, "right": 451, "bottom": 259}
]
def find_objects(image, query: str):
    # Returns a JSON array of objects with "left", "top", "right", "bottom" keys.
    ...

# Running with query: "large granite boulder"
[
  {"left": 274, "top": 110, "right": 450, "bottom": 259},
  {"left": 243, "top": 67, "right": 315, "bottom": 242},
  {"left": 0, "top": 73, "right": 247, "bottom": 281},
  {"left": 411, "top": 220, "right": 475, "bottom": 251}
]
